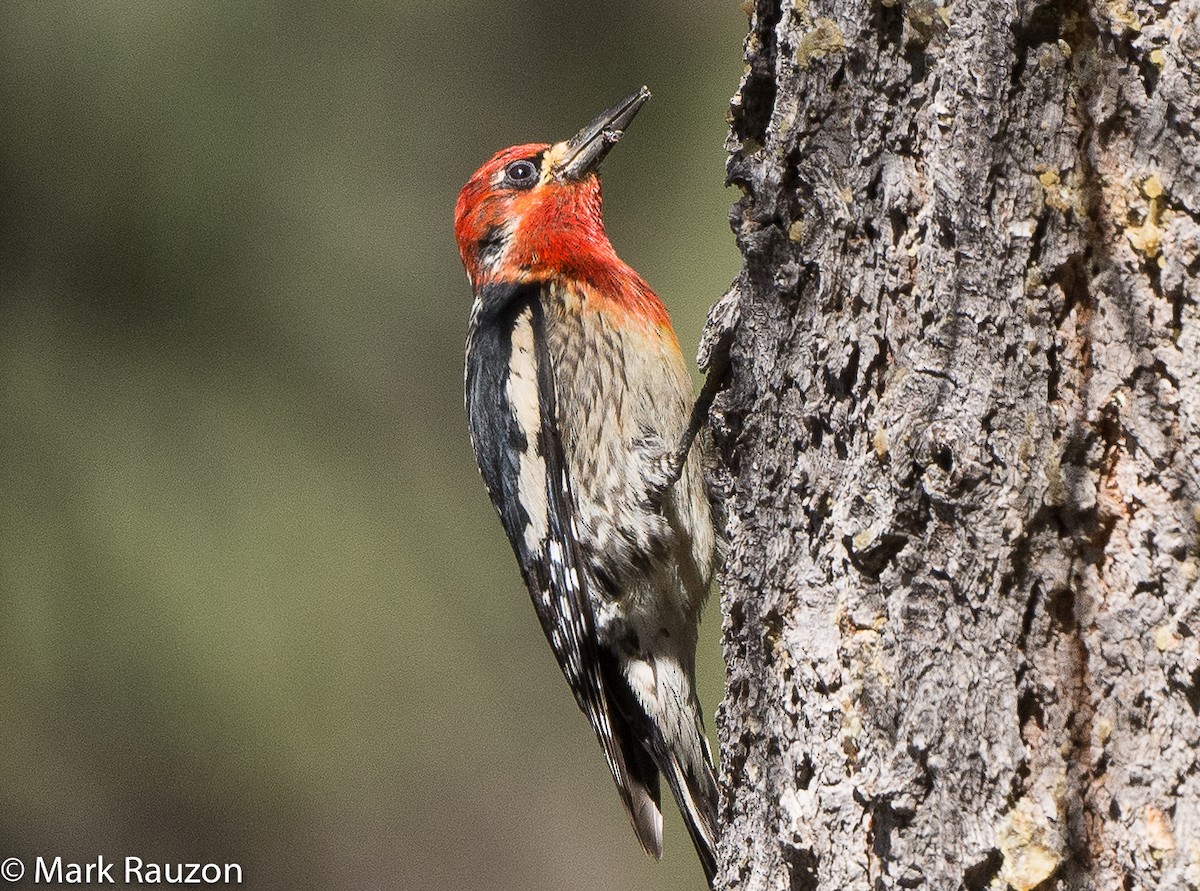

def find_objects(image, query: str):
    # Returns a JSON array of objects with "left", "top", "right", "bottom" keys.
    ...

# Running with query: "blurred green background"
[{"left": 0, "top": 3, "right": 742, "bottom": 889}]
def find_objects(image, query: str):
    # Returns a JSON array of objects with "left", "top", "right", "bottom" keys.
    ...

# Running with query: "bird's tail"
[
  {"left": 656, "top": 710, "right": 719, "bottom": 885},
  {"left": 609, "top": 700, "right": 665, "bottom": 859},
  {"left": 601, "top": 651, "right": 720, "bottom": 886}
]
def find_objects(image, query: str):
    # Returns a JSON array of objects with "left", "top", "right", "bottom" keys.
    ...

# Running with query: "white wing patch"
[{"left": 507, "top": 306, "right": 550, "bottom": 553}]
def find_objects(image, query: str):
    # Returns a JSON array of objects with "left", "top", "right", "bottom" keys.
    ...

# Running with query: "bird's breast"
[{"left": 544, "top": 281, "right": 691, "bottom": 481}]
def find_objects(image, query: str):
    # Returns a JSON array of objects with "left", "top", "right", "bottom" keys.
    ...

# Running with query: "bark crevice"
[{"left": 715, "top": 1, "right": 1200, "bottom": 888}]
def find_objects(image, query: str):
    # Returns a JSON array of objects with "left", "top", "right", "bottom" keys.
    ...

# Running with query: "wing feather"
[{"left": 465, "top": 282, "right": 661, "bottom": 854}]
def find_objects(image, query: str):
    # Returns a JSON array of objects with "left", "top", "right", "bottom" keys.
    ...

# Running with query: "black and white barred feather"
[{"left": 465, "top": 281, "right": 664, "bottom": 852}]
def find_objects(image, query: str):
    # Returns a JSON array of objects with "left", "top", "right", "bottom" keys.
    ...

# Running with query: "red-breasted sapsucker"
[{"left": 454, "top": 87, "right": 720, "bottom": 882}]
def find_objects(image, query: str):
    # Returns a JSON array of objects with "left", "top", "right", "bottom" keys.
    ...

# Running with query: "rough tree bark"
[{"left": 708, "top": 1, "right": 1200, "bottom": 889}]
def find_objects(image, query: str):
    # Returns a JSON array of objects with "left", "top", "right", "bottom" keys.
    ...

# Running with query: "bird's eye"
[{"left": 505, "top": 160, "right": 538, "bottom": 187}]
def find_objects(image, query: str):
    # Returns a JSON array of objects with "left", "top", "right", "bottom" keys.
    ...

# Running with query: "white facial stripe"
[
  {"left": 507, "top": 306, "right": 549, "bottom": 552},
  {"left": 542, "top": 141, "right": 568, "bottom": 179}
]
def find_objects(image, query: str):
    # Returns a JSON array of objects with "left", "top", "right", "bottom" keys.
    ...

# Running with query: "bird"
[{"left": 454, "top": 86, "right": 721, "bottom": 883}]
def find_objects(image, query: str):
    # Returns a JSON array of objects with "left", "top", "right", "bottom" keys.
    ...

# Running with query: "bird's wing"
[{"left": 465, "top": 281, "right": 663, "bottom": 857}]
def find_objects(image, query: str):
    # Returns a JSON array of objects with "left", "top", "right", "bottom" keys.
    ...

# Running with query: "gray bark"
[{"left": 708, "top": 1, "right": 1200, "bottom": 889}]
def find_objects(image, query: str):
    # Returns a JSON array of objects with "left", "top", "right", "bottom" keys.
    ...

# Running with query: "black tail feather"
[
  {"left": 660, "top": 749, "right": 718, "bottom": 885},
  {"left": 610, "top": 703, "right": 665, "bottom": 858},
  {"left": 600, "top": 651, "right": 720, "bottom": 887}
]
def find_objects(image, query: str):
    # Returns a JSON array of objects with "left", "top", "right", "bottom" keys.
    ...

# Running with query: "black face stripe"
[{"left": 476, "top": 224, "right": 506, "bottom": 266}]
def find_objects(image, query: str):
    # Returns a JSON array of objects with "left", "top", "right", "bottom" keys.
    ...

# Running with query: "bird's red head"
[{"left": 454, "top": 88, "right": 670, "bottom": 329}]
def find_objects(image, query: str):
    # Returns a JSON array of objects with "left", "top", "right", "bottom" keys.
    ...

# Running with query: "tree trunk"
[{"left": 709, "top": 2, "right": 1200, "bottom": 889}]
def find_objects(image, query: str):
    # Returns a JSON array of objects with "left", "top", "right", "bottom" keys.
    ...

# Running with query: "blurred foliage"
[{"left": 0, "top": 2, "right": 743, "bottom": 889}]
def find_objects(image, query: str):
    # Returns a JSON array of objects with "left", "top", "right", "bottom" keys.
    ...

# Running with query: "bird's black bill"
[{"left": 556, "top": 86, "right": 652, "bottom": 181}]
